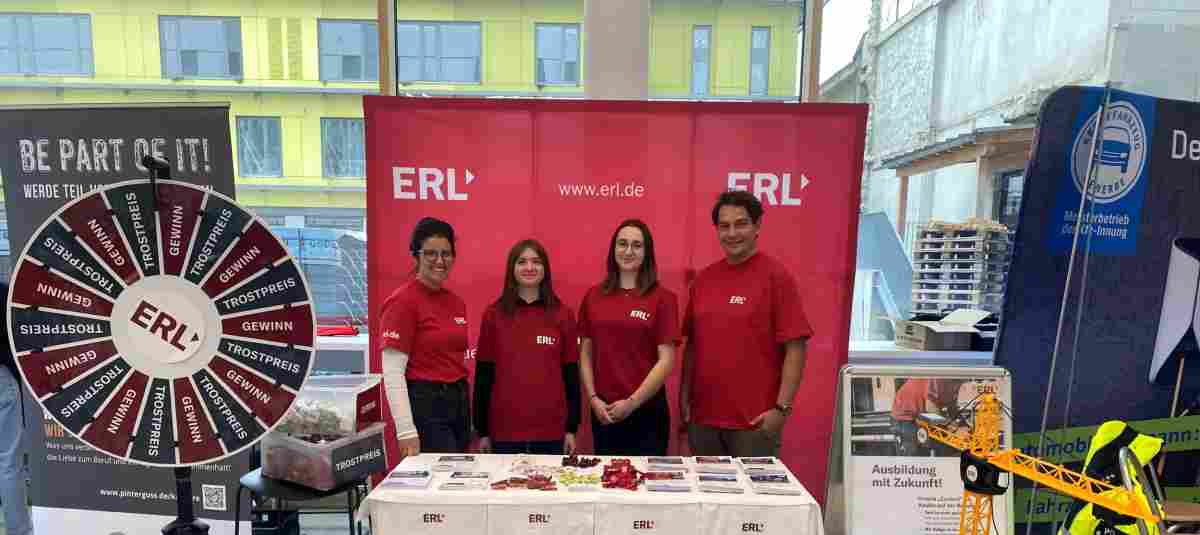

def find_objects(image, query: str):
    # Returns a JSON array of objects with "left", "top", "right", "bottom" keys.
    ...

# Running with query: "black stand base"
[{"left": 163, "top": 467, "right": 210, "bottom": 535}]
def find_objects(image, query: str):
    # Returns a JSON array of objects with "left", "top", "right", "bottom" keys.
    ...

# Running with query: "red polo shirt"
[
  {"left": 476, "top": 301, "right": 578, "bottom": 441},
  {"left": 578, "top": 284, "right": 679, "bottom": 401},
  {"left": 378, "top": 279, "right": 469, "bottom": 383},
  {"left": 890, "top": 379, "right": 929, "bottom": 422},
  {"left": 683, "top": 252, "right": 813, "bottom": 429}
]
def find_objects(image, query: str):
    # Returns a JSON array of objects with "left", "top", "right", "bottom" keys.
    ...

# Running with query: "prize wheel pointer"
[{"left": 7, "top": 156, "right": 316, "bottom": 535}]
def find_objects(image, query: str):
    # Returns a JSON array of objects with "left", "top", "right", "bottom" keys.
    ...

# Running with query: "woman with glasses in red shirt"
[
  {"left": 578, "top": 219, "right": 679, "bottom": 456},
  {"left": 379, "top": 217, "right": 471, "bottom": 458}
]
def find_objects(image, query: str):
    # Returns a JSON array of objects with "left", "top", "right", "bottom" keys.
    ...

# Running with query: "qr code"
[{"left": 201, "top": 484, "right": 226, "bottom": 511}]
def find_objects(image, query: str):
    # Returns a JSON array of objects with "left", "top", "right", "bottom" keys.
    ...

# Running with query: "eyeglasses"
[{"left": 419, "top": 249, "right": 455, "bottom": 260}]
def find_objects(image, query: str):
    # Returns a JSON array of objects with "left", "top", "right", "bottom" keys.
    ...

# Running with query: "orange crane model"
[{"left": 915, "top": 393, "right": 1161, "bottom": 535}]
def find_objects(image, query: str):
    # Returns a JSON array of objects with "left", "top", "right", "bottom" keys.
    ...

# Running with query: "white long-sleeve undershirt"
[{"left": 382, "top": 348, "right": 418, "bottom": 440}]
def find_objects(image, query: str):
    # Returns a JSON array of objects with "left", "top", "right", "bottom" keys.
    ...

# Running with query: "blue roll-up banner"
[{"left": 997, "top": 85, "right": 1200, "bottom": 531}]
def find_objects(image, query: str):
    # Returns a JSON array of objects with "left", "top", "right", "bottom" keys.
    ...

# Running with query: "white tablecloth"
[{"left": 360, "top": 454, "right": 824, "bottom": 535}]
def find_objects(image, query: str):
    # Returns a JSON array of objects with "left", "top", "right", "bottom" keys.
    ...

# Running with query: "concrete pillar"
[{"left": 584, "top": 0, "right": 651, "bottom": 100}]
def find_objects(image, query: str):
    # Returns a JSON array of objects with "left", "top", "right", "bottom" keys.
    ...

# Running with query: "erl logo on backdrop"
[
  {"left": 727, "top": 172, "right": 809, "bottom": 206},
  {"left": 393, "top": 166, "right": 475, "bottom": 201}
]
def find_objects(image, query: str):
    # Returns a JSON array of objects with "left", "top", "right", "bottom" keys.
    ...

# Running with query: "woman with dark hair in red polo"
[
  {"left": 473, "top": 239, "right": 581, "bottom": 455},
  {"left": 379, "top": 217, "right": 470, "bottom": 458},
  {"left": 578, "top": 219, "right": 679, "bottom": 456}
]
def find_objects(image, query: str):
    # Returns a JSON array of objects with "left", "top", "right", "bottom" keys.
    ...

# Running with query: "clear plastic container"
[
  {"left": 273, "top": 374, "right": 382, "bottom": 439},
  {"left": 261, "top": 421, "right": 387, "bottom": 490}
]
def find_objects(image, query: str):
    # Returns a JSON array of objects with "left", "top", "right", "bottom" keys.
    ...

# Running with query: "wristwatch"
[{"left": 774, "top": 403, "right": 793, "bottom": 416}]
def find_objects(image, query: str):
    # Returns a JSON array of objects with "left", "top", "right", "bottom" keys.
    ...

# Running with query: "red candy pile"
[{"left": 601, "top": 459, "right": 642, "bottom": 490}]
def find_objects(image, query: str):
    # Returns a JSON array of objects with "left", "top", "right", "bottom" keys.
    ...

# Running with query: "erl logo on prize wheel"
[{"left": 7, "top": 179, "right": 316, "bottom": 467}]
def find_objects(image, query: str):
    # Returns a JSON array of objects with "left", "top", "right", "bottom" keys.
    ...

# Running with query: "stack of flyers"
[
  {"left": 693, "top": 456, "right": 739, "bottom": 474},
  {"left": 643, "top": 470, "right": 692, "bottom": 492},
  {"left": 647, "top": 456, "right": 689, "bottom": 472},
  {"left": 432, "top": 455, "right": 478, "bottom": 472},
  {"left": 737, "top": 457, "right": 783, "bottom": 470},
  {"left": 382, "top": 469, "right": 433, "bottom": 489},
  {"left": 748, "top": 472, "right": 805, "bottom": 496},
  {"left": 698, "top": 473, "right": 744, "bottom": 494},
  {"left": 439, "top": 471, "right": 491, "bottom": 491}
]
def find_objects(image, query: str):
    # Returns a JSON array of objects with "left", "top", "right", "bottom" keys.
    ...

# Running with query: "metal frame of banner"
[
  {"left": 1022, "top": 83, "right": 1114, "bottom": 535},
  {"left": 825, "top": 364, "right": 1013, "bottom": 535}
]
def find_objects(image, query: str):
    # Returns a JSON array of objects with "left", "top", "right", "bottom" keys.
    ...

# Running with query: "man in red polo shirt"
[{"left": 681, "top": 190, "right": 813, "bottom": 458}]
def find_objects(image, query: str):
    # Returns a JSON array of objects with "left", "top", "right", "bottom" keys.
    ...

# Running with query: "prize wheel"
[{"left": 7, "top": 179, "right": 315, "bottom": 466}]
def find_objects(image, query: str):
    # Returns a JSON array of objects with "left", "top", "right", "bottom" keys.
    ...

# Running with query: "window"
[
  {"left": 882, "top": 0, "right": 918, "bottom": 30},
  {"left": 321, "top": 118, "right": 365, "bottom": 178},
  {"left": 237, "top": 117, "right": 282, "bottom": 178},
  {"left": 160, "top": 16, "right": 242, "bottom": 79},
  {"left": 397, "top": 21, "right": 481, "bottom": 83},
  {"left": 535, "top": 23, "right": 580, "bottom": 86},
  {"left": 0, "top": 14, "right": 93, "bottom": 75},
  {"left": 994, "top": 171, "right": 1024, "bottom": 233},
  {"left": 749, "top": 27, "right": 770, "bottom": 96},
  {"left": 692, "top": 26, "right": 711, "bottom": 96},
  {"left": 307, "top": 215, "right": 365, "bottom": 231},
  {"left": 319, "top": 20, "right": 378, "bottom": 82}
]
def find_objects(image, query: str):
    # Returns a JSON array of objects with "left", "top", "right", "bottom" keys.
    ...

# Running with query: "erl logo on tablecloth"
[
  {"left": 423, "top": 513, "right": 446, "bottom": 524},
  {"left": 528, "top": 513, "right": 551, "bottom": 524},
  {"left": 742, "top": 522, "right": 765, "bottom": 532},
  {"left": 633, "top": 520, "right": 656, "bottom": 530}
]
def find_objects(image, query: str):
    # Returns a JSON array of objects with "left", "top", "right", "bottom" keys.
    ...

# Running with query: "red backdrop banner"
[{"left": 364, "top": 97, "right": 868, "bottom": 502}]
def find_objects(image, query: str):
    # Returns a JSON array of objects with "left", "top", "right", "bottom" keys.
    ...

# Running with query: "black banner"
[{"left": 0, "top": 104, "right": 247, "bottom": 526}]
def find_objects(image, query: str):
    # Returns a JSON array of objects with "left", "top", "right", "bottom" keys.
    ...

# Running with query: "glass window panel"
[
  {"left": 34, "top": 50, "right": 76, "bottom": 74},
  {"left": 160, "top": 16, "right": 238, "bottom": 78},
  {"left": 32, "top": 16, "right": 76, "bottom": 46},
  {"left": 319, "top": 54, "right": 337, "bottom": 80},
  {"left": 180, "top": 50, "right": 199, "bottom": 76},
  {"left": 440, "top": 57, "right": 476, "bottom": 82},
  {"left": 365, "top": 24, "right": 379, "bottom": 80},
  {"left": 397, "top": 57, "right": 420, "bottom": 81},
  {"left": 179, "top": 19, "right": 222, "bottom": 50},
  {"left": 322, "top": 118, "right": 365, "bottom": 178},
  {"left": 537, "top": 25, "right": 561, "bottom": 60},
  {"left": 224, "top": 19, "right": 241, "bottom": 53},
  {"left": 0, "top": 16, "right": 13, "bottom": 49},
  {"left": 228, "top": 51, "right": 242, "bottom": 76},
  {"left": 0, "top": 50, "right": 15, "bottom": 74},
  {"left": 564, "top": 26, "right": 579, "bottom": 59},
  {"left": 397, "top": 23, "right": 421, "bottom": 54},
  {"left": 752, "top": 27, "right": 769, "bottom": 50},
  {"left": 197, "top": 51, "right": 225, "bottom": 74},
  {"left": 750, "top": 64, "right": 767, "bottom": 96},
  {"left": 440, "top": 24, "right": 477, "bottom": 57},
  {"left": 422, "top": 56, "right": 438, "bottom": 81},
  {"left": 342, "top": 55, "right": 362, "bottom": 79},
  {"left": 238, "top": 117, "right": 282, "bottom": 177},
  {"left": 563, "top": 60, "right": 578, "bottom": 84},
  {"left": 160, "top": 18, "right": 178, "bottom": 47},
  {"left": 422, "top": 25, "right": 437, "bottom": 58},
  {"left": 693, "top": 26, "right": 711, "bottom": 96}
]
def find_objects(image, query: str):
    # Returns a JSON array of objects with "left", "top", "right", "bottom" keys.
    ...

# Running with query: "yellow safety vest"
[{"left": 1066, "top": 421, "right": 1162, "bottom": 535}]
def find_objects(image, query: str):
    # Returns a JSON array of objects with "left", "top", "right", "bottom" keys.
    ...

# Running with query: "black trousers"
[
  {"left": 493, "top": 440, "right": 563, "bottom": 455},
  {"left": 591, "top": 391, "right": 669, "bottom": 456},
  {"left": 408, "top": 379, "right": 470, "bottom": 453}
]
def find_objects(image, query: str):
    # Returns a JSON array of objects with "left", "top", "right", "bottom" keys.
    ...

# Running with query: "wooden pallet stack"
[{"left": 911, "top": 218, "right": 1011, "bottom": 314}]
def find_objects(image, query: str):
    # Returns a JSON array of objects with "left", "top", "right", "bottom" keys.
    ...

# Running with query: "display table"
[{"left": 360, "top": 454, "right": 824, "bottom": 535}]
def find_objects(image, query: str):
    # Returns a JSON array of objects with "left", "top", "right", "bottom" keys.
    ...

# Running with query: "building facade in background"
[
  {"left": 0, "top": 0, "right": 801, "bottom": 322},
  {"left": 823, "top": 0, "right": 1200, "bottom": 341}
]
